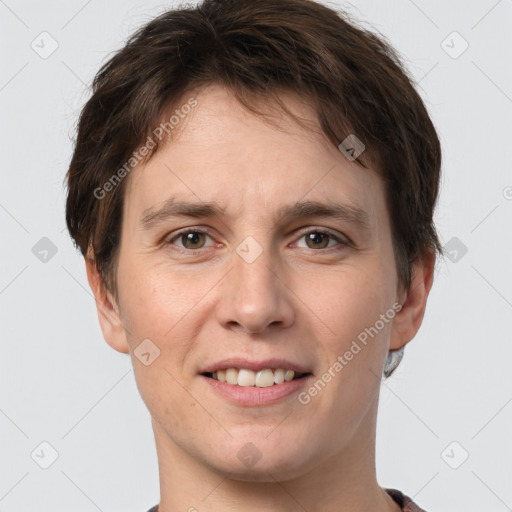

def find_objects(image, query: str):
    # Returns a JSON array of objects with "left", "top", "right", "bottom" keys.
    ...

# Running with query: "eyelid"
[
  {"left": 294, "top": 225, "right": 348, "bottom": 240},
  {"left": 166, "top": 227, "right": 217, "bottom": 251},
  {"left": 292, "top": 226, "right": 351, "bottom": 248},
  {"left": 165, "top": 225, "right": 351, "bottom": 252}
]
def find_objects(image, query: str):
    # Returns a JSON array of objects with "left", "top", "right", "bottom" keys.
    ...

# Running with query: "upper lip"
[{"left": 199, "top": 357, "right": 312, "bottom": 374}]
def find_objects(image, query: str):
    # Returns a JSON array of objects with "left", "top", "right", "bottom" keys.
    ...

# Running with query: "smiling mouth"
[{"left": 202, "top": 368, "right": 311, "bottom": 387}]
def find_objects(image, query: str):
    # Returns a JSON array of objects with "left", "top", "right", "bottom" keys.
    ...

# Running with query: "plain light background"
[{"left": 1, "top": 1, "right": 511, "bottom": 511}]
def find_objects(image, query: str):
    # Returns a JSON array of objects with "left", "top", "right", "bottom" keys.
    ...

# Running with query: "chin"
[{"left": 202, "top": 439, "right": 316, "bottom": 482}]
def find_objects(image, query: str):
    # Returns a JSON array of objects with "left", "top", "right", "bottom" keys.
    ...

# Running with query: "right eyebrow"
[{"left": 138, "top": 198, "right": 226, "bottom": 231}]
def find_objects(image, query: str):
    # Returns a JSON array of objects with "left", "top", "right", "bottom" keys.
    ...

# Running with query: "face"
[{"left": 90, "top": 84, "right": 426, "bottom": 481}]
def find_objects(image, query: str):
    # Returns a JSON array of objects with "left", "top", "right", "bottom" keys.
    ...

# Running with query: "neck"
[{"left": 152, "top": 397, "right": 401, "bottom": 512}]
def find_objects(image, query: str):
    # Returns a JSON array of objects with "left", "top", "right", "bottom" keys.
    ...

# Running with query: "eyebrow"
[{"left": 138, "top": 197, "right": 372, "bottom": 232}]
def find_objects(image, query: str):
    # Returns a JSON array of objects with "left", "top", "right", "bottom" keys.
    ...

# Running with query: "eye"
[
  {"left": 167, "top": 229, "right": 215, "bottom": 251},
  {"left": 294, "top": 229, "right": 349, "bottom": 250},
  {"left": 165, "top": 227, "right": 349, "bottom": 253}
]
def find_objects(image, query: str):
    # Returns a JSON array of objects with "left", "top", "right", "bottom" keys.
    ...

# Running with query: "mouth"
[{"left": 201, "top": 368, "right": 312, "bottom": 388}]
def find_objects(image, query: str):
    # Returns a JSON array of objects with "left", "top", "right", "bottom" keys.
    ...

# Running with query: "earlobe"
[
  {"left": 389, "top": 250, "right": 435, "bottom": 351},
  {"left": 84, "top": 255, "right": 130, "bottom": 354}
]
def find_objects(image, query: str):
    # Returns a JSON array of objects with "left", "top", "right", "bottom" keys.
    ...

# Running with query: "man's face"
[{"left": 110, "top": 84, "right": 403, "bottom": 479}]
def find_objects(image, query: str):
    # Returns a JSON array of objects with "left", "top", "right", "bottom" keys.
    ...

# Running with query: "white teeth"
[
  {"left": 274, "top": 368, "right": 285, "bottom": 384},
  {"left": 255, "top": 369, "right": 274, "bottom": 387},
  {"left": 237, "top": 369, "right": 256, "bottom": 387},
  {"left": 210, "top": 368, "right": 302, "bottom": 387},
  {"left": 226, "top": 368, "right": 238, "bottom": 385}
]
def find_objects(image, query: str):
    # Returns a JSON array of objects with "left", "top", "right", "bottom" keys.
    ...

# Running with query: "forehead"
[{"left": 123, "top": 84, "right": 386, "bottom": 232}]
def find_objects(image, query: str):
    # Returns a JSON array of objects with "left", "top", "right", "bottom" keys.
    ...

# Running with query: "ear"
[
  {"left": 389, "top": 249, "right": 435, "bottom": 350},
  {"left": 84, "top": 253, "right": 130, "bottom": 354}
]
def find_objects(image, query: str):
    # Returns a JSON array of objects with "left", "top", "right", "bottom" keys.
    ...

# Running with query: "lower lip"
[{"left": 200, "top": 374, "right": 312, "bottom": 406}]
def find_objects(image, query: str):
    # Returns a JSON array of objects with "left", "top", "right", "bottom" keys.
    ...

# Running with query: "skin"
[{"left": 86, "top": 83, "right": 434, "bottom": 512}]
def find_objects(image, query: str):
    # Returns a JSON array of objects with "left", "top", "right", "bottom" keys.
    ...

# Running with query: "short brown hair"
[{"left": 65, "top": 0, "right": 442, "bottom": 301}]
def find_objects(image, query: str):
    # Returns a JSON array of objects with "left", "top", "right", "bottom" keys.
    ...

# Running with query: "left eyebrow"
[
  {"left": 138, "top": 197, "right": 372, "bottom": 233},
  {"left": 274, "top": 200, "right": 372, "bottom": 233}
]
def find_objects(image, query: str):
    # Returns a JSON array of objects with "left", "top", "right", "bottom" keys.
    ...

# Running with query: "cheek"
[
  {"left": 114, "top": 263, "right": 208, "bottom": 399},
  {"left": 301, "top": 262, "right": 393, "bottom": 342},
  {"left": 301, "top": 269, "right": 394, "bottom": 421},
  {"left": 297, "top": 261, "right": 395, "bottom": 419},
  {"left": 116, "top": 263, "right": 203, "bottom": 417},
  {"left": 117, "top": 258, "right": 205, "bottom": 337}
]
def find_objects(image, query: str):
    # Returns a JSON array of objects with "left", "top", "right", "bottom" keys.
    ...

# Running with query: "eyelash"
[{"left": 165, "top": 227, "right": 350, "bottom": 254}]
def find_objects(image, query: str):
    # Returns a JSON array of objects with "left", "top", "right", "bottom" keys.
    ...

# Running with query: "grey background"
[{"left": 1, "top": 0, "right": 511, "bottom": 511}]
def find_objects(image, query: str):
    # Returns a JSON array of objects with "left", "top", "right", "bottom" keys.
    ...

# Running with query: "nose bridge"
[
  {"left": 216, "top": 234, "right": 294, "bottom": 333},
  {"left": 235, "top": 235, "right": 276, "bottom": 294}
]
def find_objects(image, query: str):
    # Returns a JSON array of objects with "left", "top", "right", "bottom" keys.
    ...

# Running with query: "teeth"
[
  {"left": 274, "top": 368, "right": 285, "bottom": 384},
  {"left": 226, "top": 368, "right": 238, "bottom": 385},
  {"left": 210, "top": 368, "right": 303, "bottom": 387},
  {"left": 238, "top": 369, "right": 255, "bottom": 386},
  {"left": 255, "top": 369, "right": 274, "bottom": 387}
]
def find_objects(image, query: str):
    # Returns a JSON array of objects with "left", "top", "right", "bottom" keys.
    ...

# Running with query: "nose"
[{"left": 215, "top": 240, "right": 295, "bottom": 335}]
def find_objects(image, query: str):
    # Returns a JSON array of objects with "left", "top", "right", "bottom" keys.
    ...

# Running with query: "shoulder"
[
  {"left": 145, "top": 491, "right": 427, "bottom": 512},
  {"left": 385, "top": 488, "right": 429, "bottom": 512}
]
